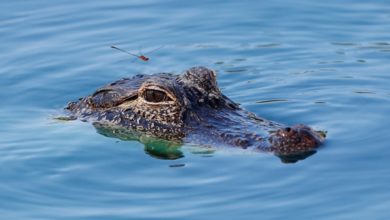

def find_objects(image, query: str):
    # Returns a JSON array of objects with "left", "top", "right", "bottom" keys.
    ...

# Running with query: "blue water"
[{"left": 1, "top": 0, "right": 390, "bottom": 219}]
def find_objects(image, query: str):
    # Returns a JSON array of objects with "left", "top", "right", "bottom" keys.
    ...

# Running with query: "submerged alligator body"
[{"left": 66, "top": 67, "right": 325, "bottom": 162}]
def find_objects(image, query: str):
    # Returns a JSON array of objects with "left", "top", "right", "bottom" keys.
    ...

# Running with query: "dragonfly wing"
[{"left": 145, "top": 45, "right": 164, "bottom": 55}]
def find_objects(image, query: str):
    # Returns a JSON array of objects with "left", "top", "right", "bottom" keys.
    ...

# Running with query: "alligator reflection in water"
[
  {"left": 95, "top": 122, "right": 185, "bottom": 160},
  {"left": 66, "top": 66, "right": 325, "bottom": 163},
  {"left": 94, "top": 122, "right": 317, "bottom": 163}
]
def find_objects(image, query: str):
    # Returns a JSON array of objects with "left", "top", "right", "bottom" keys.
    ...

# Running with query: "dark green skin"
[{"left": 66, "top": 67, "right": 325, "bottom": 163}]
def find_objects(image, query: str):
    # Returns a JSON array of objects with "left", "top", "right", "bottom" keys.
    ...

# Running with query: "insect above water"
[{"left": 111, "top": 45, "right": 162, "bottom": 62}]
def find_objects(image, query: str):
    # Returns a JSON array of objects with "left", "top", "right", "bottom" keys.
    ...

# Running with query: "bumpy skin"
[{"left": 66, "top": 67, "right": 325, "bottom": 162}]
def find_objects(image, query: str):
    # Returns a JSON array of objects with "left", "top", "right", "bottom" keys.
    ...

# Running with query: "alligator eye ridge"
[{"left": 144, "top": 89, "right": 172, "bottom": 103}]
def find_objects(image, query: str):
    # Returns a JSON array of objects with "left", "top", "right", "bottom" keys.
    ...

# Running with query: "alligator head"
[{"left": 66, "top": 66, "right": 325, "bottom": 163}]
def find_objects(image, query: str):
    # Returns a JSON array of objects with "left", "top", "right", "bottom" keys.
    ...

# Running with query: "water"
[{"left": 1, "top": 0, "right": 390, "bottom": 219}]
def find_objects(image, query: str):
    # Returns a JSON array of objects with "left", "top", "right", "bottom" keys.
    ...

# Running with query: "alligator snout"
[
  {"left": 269, "top": 125, "right": 325, "bottom": 155},
  {"left": 211, "top": 124, "right": 324, "bottom": 157}
]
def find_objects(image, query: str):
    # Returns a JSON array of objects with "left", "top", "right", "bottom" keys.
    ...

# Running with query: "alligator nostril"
[{"left": 285, "top": 127, "right": 292, "bottom": 132}]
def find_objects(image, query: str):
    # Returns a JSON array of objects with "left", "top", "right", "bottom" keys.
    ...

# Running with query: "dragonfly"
[{"left": 111, "top": 45, "right": 163, "bottom": 62}]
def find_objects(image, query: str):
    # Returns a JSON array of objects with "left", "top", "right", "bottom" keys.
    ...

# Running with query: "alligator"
[{"left": 66, "top": 66, "right": 325, "bottom": 163}]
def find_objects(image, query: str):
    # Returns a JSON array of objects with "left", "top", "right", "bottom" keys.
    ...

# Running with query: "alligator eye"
[{"left": 144, "top": 89, "right": 172, "bottom": 103}]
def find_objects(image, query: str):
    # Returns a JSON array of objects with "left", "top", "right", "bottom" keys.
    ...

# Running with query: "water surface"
[{"left": 1, "top": 0, "right": 390, "bottom": 219}]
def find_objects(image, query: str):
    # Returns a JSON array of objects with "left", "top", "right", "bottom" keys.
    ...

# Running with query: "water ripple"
[{"left": 1, "top": 0, "right": 390, "bottom": 219}]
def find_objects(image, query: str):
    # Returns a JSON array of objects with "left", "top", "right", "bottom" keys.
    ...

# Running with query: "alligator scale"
[{"left": 66, "top": 67, "right": 325, "bottom": 162}]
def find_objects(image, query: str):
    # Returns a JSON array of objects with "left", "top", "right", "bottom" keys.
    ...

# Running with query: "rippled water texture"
[{"left": 1, "top": 0, "right": 390, "bottom": 219}]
